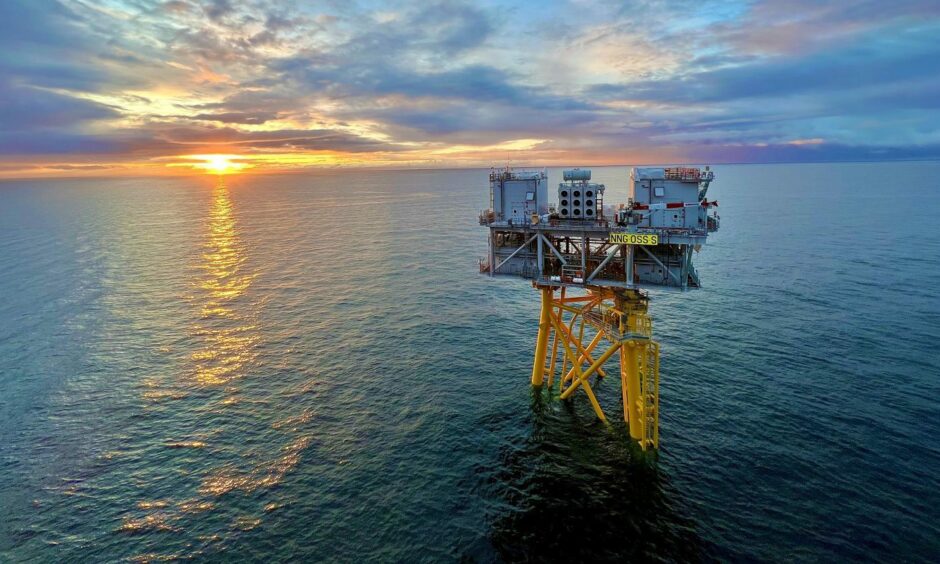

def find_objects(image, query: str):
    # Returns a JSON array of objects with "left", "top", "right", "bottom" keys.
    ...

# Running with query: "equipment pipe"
[
  {"left": 581, "top": 235, "right": 587, "bottom": 275},
  {"left": 679, "top": 245, "right": 689, "bottom": 288},
  {"left": 488, "top": 232, "right": 496, "bottom": 276},
  {"left": 537, "top": 232, "right": 544, "bottom": 278},
  {"left": 620, "top": 346, "right": 630, "bottom": 424},
  {"left": 625, "top": 245, "right": 633, "bottom": 284}
]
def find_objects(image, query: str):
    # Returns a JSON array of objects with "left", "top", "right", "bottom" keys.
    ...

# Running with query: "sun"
[
  {"left": 205, "top": 155, "right": 233, "bottom": 174},
  {"left": 191, "top": 154, "right": 248, "bottom": 175}
]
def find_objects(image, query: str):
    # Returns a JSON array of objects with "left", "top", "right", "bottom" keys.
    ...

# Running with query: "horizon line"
[{"left": 2, "top": 156, "right": 940, "bottom": 183}]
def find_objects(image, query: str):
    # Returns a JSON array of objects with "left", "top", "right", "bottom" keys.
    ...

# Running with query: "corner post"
[
  {"left": 531, "top": 286, "right": 553, "bottom": 386},
  {"left": 623, "top": 340, "right": 643, "bottom": 441}
]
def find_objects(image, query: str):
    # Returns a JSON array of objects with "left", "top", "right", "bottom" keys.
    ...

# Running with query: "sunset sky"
[{"left": 2, "top": 0, "right": 939, "bottom": 177}]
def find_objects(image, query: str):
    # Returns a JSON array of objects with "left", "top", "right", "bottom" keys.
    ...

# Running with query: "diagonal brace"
[
  {"left": 638, "top": 245, "right": 682, "bottom": 285},
  {"left": 550, "top": 313, "right": 606, "bottom": 421},
  {"left": 586, "top": 244, "right": 621, "bottom": 282},
  {"left": 559, "top": 342, "right": 621, "bottom": 400},
  {"left": 494, "top": 233, "right": 538, "bottom": 273},
  {"left": 538, "top": 233, "right": 567, "bottom": 265},
  {"left": 552, "top": 310, "right": 607, "bottom": 379}
]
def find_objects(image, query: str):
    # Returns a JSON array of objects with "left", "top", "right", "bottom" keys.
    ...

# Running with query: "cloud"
[
  {"left": 190, "top": 111, "right": 281, "bottom": 124},
  {"left": 592, "top": 24, "right": 940, "bottom": 105},
  {"left": 0, "top": 83, "right": 118, "bottom": 131},
  {"left": 1, "top": 0, "right": 939, "bottom": 174},
  {"left": 203, "top": 0, "right": 234, "bottom": 22},
  {"left": 716, "top": 0, "right": 940, "bottom": 56},
  {"left": 411, "top": 0, "right": 493, "bottom": 54},
  {"left": 145, "top": 125, "right": 391, "bottom": 153},
  {"left": 0, "top": 130, "right": 122, "bottom": 155}
]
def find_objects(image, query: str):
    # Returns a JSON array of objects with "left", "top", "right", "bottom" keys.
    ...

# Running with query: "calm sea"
[{"left": 1, "top": 163, "right": 938, "bottom": 562}]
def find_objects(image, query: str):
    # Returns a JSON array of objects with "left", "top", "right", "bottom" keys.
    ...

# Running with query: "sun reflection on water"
[
  {"left": 191, "top": 181, "right": 259, "bottom": 385},
  {"left": 124, "top": 180, "right": 314, "bottom": 559}
]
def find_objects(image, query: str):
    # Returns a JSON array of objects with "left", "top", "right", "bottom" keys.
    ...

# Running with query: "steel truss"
[{"left": 531, "top": 285, "right": 661, "bottom": 450}]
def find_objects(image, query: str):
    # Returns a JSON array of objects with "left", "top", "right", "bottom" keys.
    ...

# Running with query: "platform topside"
[{"left": 480, "top": 166, "right": 719, "bottom": 290}]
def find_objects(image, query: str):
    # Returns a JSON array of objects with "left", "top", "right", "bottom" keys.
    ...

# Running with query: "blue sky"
[{"left": 1, "top": 0, "right": 939, "bottom": 175}]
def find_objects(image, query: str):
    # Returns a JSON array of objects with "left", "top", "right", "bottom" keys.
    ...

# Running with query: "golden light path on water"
[
  {"left": 191, "top": 180, "right": 259, "bottom": 386},
  {"left": 125, "top": 180, "right": 312, "bottom": 555}
]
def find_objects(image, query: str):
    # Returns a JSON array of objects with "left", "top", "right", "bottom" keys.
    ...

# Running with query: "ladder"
[{"left": 638, "top": 341, "right": 660, "bottom": 449}]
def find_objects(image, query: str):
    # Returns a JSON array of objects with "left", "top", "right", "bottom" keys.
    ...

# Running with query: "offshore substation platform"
[{"left": 479, "top": 166, "right": 719, "bottom": 449}]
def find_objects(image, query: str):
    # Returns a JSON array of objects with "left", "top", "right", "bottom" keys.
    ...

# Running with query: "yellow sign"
[{"left": 609, "top": 232, "right": 658, "bottom": 246}]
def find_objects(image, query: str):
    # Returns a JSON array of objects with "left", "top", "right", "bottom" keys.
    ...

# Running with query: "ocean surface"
[{"left": 1, "top": 162, "right": 938, "bottom": 562}]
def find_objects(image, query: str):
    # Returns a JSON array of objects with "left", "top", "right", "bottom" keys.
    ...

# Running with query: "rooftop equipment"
[
  {"left": 558, "top": 169, "right": 604, "bottom": 221},
  {"left": 563, "top": 168, "right": 591, "bottom": 181}
]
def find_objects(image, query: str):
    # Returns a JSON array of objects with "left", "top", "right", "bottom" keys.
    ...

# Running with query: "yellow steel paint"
[
  {"left": 530, "top": 287, "right": 553, "bottom": 386},
  {"left": 532, "top": 287, "right": 660, "bottom": 449}
]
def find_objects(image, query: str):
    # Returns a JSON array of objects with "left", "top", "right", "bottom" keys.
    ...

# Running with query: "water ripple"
[{"left": 1, "top": 165, "right": 939, "bottom": 561}]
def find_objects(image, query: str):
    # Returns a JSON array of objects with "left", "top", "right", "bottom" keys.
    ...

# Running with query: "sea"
[{"left": 1, "top": 162, "right": 938, "bottom": 562}]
